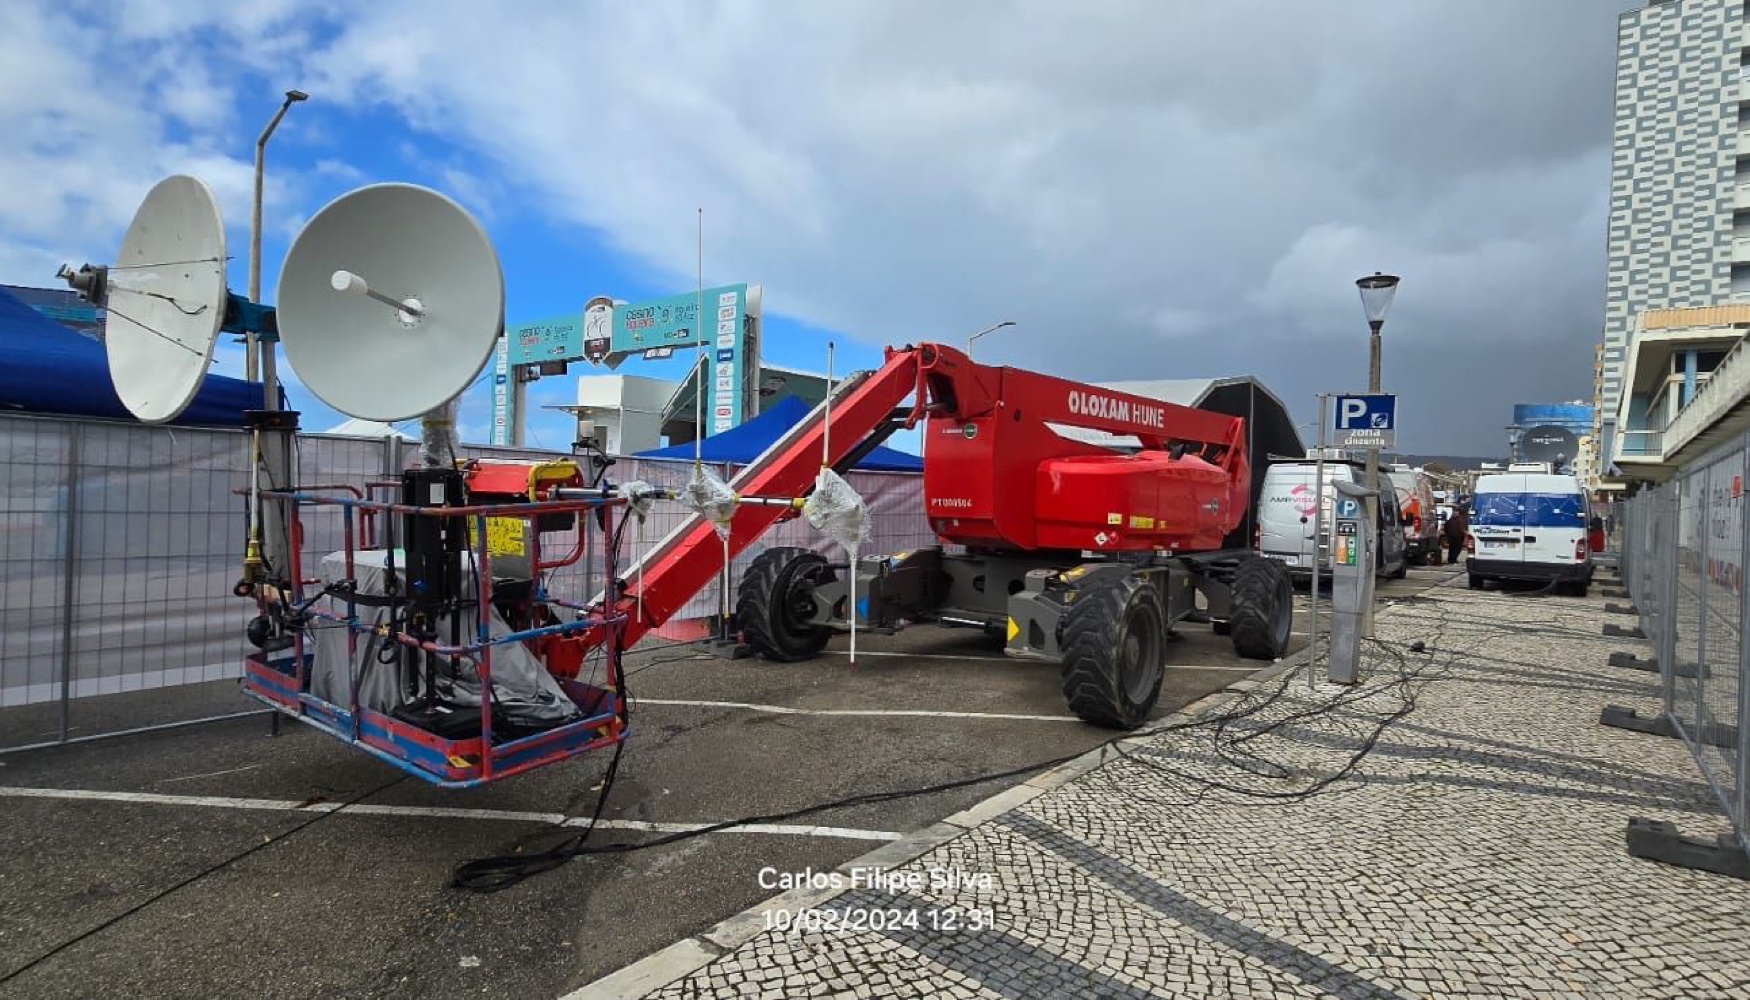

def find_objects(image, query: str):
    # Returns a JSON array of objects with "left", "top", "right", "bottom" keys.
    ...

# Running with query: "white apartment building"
[{"left": 1598, "top": 0, "right": 1750, "bottom": 487}]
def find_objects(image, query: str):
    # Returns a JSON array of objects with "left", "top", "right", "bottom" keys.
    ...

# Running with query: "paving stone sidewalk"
[{"left": 582, "top": 576, "right": 1750, "bottom": 999}]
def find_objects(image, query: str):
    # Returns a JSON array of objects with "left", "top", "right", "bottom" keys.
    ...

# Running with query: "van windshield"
[{"left": 1472, "top": 493, "right": 1586, "bottom": 528}]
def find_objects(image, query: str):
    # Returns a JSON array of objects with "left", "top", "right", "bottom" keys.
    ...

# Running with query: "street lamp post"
[
  {"left": 1356, "top": 271, "right": 1401, "bottom": 637},
  {"left": 966, "top": 320, "right": 1016, "bottom": 359},
  {"left": 250, "top": 88, "right": 308, "bottom": 402}
]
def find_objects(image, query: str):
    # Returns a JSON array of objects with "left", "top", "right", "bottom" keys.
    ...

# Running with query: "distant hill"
[{"left": 1386, "top": 454, "right": 1510, "bottom": 471}]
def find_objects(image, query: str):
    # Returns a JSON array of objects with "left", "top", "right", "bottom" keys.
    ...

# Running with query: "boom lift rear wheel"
[
  {"left": 1228, "top": 556, "right": 1293, "bottom": 660},
  {"left": 739, "top": 546, "right": 834, "bottom": 662},
  {"left": 1059, "top": 575, "right": 1167, "bottom": 729}
]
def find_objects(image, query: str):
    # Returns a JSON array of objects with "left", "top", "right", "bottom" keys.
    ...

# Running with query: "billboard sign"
[
  {"left": 507, "top": 314, "right": 582, "bottom": 366},
  {"left": 613, "top": 283, "right": 749, "bottom": 433},
  {"left": 490, "top": 335, "right": 514, "bottom": 446}
]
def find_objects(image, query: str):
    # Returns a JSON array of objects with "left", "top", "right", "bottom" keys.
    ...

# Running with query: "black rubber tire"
[
  {"left": 1229, "top": 557, "right": 1293, "bottom": 661},
  {"left": 1059, "top": 575, "right": 1166, "bottom": 729},
  {"left": 737, "top": 547, "right": 833, "bottom": 662},
  {"left": 1467, "top": 573, "right": 1484, "bottom": 590},
  {"left": 1389, "top": 557, "right": 1409, "bottom": 580},
  {"left": 1211, "top": 620, "right": 1232, "bottom": 636}
]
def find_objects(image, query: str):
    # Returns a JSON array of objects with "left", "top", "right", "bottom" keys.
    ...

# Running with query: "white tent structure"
[{"left": 322, "top": 416, "right": 416, "bottom": 439}]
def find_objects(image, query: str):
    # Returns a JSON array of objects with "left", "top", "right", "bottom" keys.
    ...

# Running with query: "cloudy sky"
[{"left": 1, "top": 0, "right": 1634, "bottom": 455}]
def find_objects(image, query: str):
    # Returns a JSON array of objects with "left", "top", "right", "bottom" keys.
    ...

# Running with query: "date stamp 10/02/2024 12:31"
[{"left": 757, "top": 865, "right": 997, "bottom": 935}]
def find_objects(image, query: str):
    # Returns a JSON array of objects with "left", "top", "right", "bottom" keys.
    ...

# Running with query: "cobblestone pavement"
[{"left": 615, "top": 577, "right": 1750, "bottom": 999}]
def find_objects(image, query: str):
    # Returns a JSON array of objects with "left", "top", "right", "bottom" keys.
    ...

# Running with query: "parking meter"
[{"left": 1328, "top": 479, "right": 1376, "bottom": 684}]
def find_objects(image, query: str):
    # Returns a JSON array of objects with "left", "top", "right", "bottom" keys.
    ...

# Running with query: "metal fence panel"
[
  {"left": 2, "top": 414, "right": 930, "bottom": 749},
  {"left": 0, "top": 418, "right": 73, "bottom": 710},
  {"left": 1619, "top": 441, "right": 1750, "bottom": 866},
  {"left": 1690, "top": 443, "right": 1743, "bottom": 822}
]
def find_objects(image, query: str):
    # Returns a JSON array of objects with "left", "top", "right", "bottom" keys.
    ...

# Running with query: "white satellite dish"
[
  {"left": 277, "top": 183, "right": 504, "bottom": 423},
  {"left": 102, "top": 175, "right": 229, "bottom": 423}
]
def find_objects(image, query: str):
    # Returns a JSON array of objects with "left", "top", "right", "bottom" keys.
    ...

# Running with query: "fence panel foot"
[
  {"left": 696, "top": 638, "right": 755, "bottom": 660},
  {"left": 1603, "top": 602, "right": 1638, "bottom": 615},
  {"left": 1626, "top": 818, "right": 1750, "bottom": 879},
  {"left": 1603, "top": 622, "right": 1647, "bottom": 638},
  {"left": 1606, "top": 653, "right": 1705, "bottom": 678},
  {"left": 1602, "top": 588, "right": 1629, "bottom": 599},
  {"left": 1601, "top": 704, "right": 1683, "bottom": 739},
  {"left": 1600, "top": 705, "right": 1739, "bottom": 748}
]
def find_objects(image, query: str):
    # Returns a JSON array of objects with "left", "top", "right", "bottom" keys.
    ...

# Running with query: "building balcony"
[
  {"left": 1615, "top": 428, "right": 1664, "bottom": 458},
  {"left": 1663, "top": 333, "right": 1750, "bottom": 459}
]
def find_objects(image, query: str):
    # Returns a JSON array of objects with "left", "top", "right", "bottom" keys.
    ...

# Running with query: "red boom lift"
[
  {"left": 568, "top": 341, "right": 1294, "bottom": 729},
  {"left": 240, "top": 340, "right": 1294, "bottom": 788}
]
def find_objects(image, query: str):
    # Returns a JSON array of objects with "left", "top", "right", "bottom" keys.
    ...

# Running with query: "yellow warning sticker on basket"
[
  {"left": 1007, "top": 617, "right": 1020, "bottom": 642},
  {"left": 1106, "top": 512, "right": 1123, "bottom": 526},
  {"left": 1129, "top": 515, "right": 1155, "bottom": 530},
  {"left": 467, "top": 517, "right": 528, "bottom": 558}
]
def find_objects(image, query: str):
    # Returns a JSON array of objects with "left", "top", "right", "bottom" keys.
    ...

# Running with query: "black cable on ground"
[
  {"left": 0, "top": 773, "right": 409, "bottom": 988},
  {"left": 451, "top": 619, "right": 1459, "bottom": 893}
]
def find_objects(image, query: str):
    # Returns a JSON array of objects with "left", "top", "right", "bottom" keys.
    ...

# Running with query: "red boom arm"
[{"left": 580, "top": 343, "right": 1248, "bottom": 653}]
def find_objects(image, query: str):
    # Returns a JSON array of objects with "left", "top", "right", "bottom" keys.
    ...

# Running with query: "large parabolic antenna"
[
  {"left": 1521, "top": 425, "right": 1579, "bottom": 465},
  {"left": 277, "top": 183, "right": 504, "bottom": 423},
  {"left": 100, "top": 175, "right": 229, "bottom": 423}
]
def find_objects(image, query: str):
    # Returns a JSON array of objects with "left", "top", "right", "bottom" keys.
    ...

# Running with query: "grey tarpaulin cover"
[{"left": 311, "top": 549, "right": 582, "bottom": 727}]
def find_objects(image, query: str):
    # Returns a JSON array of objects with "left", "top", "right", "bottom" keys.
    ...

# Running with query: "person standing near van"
[
  {"left": 1589, "top": 515, "right": 1607, "bottom": 556},
  {"left": 1443, "top": 503, "right": 1469, "bottom": 566}
]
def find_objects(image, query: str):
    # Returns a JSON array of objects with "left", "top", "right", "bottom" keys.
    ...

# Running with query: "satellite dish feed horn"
[
  {"left": 277, "top": 183, "right": 504, "bottom": 429},
  {"left": 69, "top": 175, "right": 230, "bottom": 424}
]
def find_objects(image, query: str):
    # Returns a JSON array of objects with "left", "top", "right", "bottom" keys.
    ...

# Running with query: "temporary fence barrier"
[
  {"left": 0, "top": 413, "right": 929, "bottom": 752},
  {"left": 1613, "top": 430, "right": 1750, "bottom": 874}
]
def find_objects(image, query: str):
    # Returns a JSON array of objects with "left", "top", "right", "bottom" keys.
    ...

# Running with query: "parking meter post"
[{"left": 1328, "top": 479, "right": 1374, "bottom": 685}]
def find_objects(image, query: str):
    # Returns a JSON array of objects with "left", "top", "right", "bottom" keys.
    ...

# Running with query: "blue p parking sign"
[{"left": 1333, "top": 394, "right": 1397, "bottom": 449}]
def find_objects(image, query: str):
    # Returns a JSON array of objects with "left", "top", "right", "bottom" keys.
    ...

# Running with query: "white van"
[
  {"left": 1384, "top": 467, "right": 1438, "bottom": 565},
  {"left": 1256, "top": 462, "right": 1408, "bottom": 581},
  {"left": 1466, "top": 471, "right": 1592, "bottom": 596}
]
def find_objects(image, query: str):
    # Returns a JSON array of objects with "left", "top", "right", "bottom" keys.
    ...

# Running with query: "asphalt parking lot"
[{"left": 0, "top": 566, "right": 1451, "bottom": 999}]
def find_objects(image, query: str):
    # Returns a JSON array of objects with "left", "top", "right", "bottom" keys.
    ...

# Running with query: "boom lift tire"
[
  {"left": 1059, "top": 575, "right": 1167, "bottom": 729},
  {"left": 738, "top": 547, "right": 834, "bottom": 662},
  {"left": 1228, "top": 556, "right": 1293, "bottom": 661}
]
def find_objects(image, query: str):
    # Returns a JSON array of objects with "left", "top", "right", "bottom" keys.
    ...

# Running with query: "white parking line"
[
  {"left": 818, "top": 650, "right": 1277, "bottom": 671},
  {"left": 0, "top": 786, "right": 904, "bottom": 842},
  {"left": 636, "top": 698, "right": 1083, "bottom": 723},
  {"left": 819, "top": 650, "right": 1007, "bottom": 664},
  {"left": 155, "top": 764, "right": 264, "bottom": 784}
]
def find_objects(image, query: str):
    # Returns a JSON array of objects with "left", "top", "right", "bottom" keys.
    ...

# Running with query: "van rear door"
[
  {"left": 1258, "top": 464, "right": 1351, "bottom": 570},
  {"left": 1520, "top": 480, "right": 1588, "bottom": 568},
  {"left": 1258, "top": 466, "right": 1325, "bottom": 568},
  {"left": 1470, "top": 474, "right": 1529, "bottom": 562}
]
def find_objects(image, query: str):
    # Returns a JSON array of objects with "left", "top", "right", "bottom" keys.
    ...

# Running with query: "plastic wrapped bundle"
[
  {"left": 418, "top": 397, "right": 461, "bottom": 468},
  {"left": 681, "top": 465, "right": 738, "bottom": 539},
  {"left": 803, "top": 468, "right": 871, "bottom": 554},
  {"left": 617, "top": 480, "right": 658, "bottom": 520}
]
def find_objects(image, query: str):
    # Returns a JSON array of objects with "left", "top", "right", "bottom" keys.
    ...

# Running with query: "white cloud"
[{"left": 1, "top": 0, "right": 1637, "bottom": 453}]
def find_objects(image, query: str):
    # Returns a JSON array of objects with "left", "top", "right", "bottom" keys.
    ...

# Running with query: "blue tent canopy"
[
  {"left": 0, "top": 285, "right": 266, "bottom": 426},
  {"left": 635, "top": 395, "right": 922, "bottom": 472}
]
